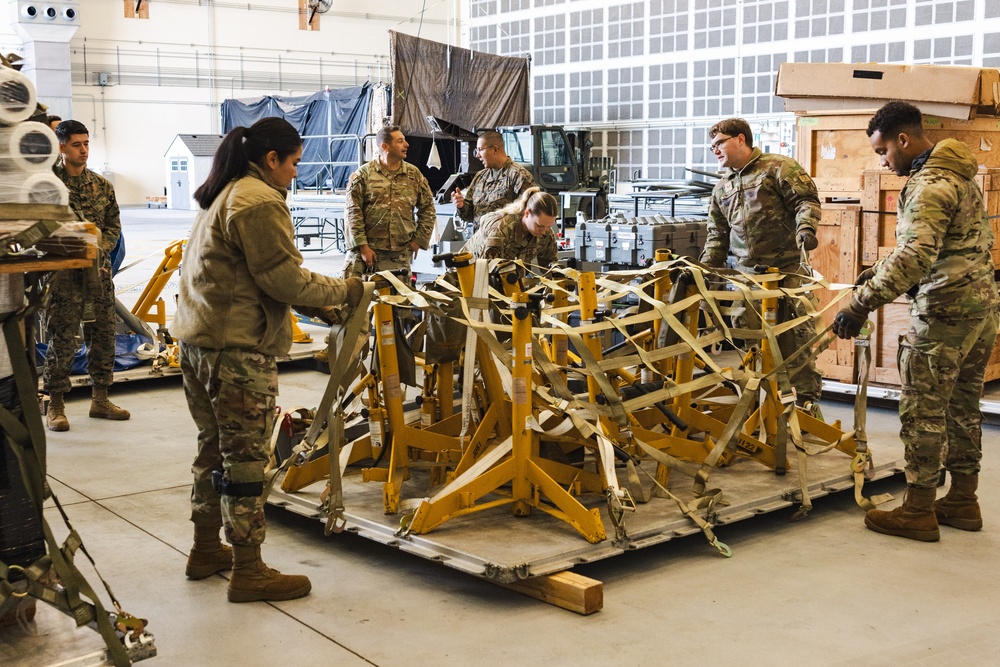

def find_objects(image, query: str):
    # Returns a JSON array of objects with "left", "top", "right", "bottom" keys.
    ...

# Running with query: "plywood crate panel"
[
  {"left": 860, "top": 169, "right": 1000, "bottom": 267},
  {"left": 869, "top": 297, "right": 1000, "bottom": 387},
  {"left": 813, "top": 203, "right": 862, "bottom": 382},
  {"left": 796, "top": 114, "right": 1000, "bottom": 201}
]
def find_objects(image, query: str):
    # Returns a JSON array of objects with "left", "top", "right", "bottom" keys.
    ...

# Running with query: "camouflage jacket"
[
  {"left": 457, "top": 157, "right": 535, "bottom": 225},
  {"left": 855, "top": 138, "right": 999, "bottom": 319},
  {"left": 173, "top": 164, "right": 352, "bottom": 357},
  {"left": 53, "top": 163, "right": 121, "bottom": 254},
  {"left": 463, "top": 210, "right": 558, "bottom": 267},
  {"left": 701, "top": 148, "right": 820, "bottom": 271},
  {"left": 345, "top": 158, "right": 436, "bottom": 253}
]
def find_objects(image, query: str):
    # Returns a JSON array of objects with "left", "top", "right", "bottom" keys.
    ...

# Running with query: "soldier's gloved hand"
[
  {"left": 797, "top": 230, "right": 819, "bottom": 251},
  {"left": 832, "top": 298, "right": 869, "bottom": 339},
  {"left": 854, "top": 266, "right": 877, "bottom": 286},
  {"left": 315, "top": 305, "right": 345, "bottom": 326},
  {"left": 345, "top": 277, "right": 364, "bottom": 309}
]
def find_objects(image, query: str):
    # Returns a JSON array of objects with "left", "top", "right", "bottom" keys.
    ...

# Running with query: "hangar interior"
[{"left": 1, "top": 1, "right": 1000, "bottom": 666}]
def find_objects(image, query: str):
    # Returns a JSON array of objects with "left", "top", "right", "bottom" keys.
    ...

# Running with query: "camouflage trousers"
[
  {"left": 898, "top": 309, "right": 999, "bottom": 488},
  {"left": 180, "top": 343, "right": 278, "bottom": 547},
  {"left": 341, "top": 248, "right": 412, "bottom": 279},
  {"left": 41, "top": 266, "right": 116, "bottom": 393}
]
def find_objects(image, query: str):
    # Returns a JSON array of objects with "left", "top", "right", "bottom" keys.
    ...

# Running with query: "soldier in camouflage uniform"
[
  {"left": 700, "top": 118, "right": 823, "bottom": 409},
  {"left": 342, "top": 126, "right": 436, "bottom": 279},
  {"left": 463, "top": 187, "right": 559, "bottom": 266},
  {"left": 834, "top": 101, "right": 1000, "bottom": 542},
  {"left": 452, "top": 130, "right": 535, "bottom": 231},
  {"left": 174, "top": 118, "right": 363, "bottom": 602},
  {"left": 42, "top": 120, "right": 129, "bottom": 432}
]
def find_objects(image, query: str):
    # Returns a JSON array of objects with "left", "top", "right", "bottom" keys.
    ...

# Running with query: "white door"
[{"left": 170, "top": 158, "right": 190, "bottom": 209}]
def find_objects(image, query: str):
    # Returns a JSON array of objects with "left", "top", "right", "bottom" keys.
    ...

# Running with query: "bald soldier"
[
  {"left": 343, "top": 125, "right": 436, "bottom": 279},
  {"left": 463, "top": 187, "right": 559, "bottom": 266},
  {"left": 452, "top": 130, "right": 535, "bottom": 231}
]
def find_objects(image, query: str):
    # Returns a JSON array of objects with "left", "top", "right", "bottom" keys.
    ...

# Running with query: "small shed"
[{"left": 164, "top": 134, "right": 224, "bottom": 210}]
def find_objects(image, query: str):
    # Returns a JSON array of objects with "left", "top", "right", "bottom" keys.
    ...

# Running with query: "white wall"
[{"left": 1, "top": 0, "right": 460, "bottom": 205}]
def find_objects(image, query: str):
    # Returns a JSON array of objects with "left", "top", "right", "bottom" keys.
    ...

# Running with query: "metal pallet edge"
[{"left": 268, "top": 455, "right": 904, "bottom": 584}]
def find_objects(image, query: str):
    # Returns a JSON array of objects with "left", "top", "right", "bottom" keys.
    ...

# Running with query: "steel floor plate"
[{"left": 269, "top": 441, "right": 904, "bottom": 584}]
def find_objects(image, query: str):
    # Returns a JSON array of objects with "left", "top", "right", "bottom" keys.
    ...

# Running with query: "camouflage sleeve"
[
  {"left": 855, "top": 177, "right": 955, "bottom": 311},
  {"left": 777, "top": 160, "right": 820, "bottom": 235},
  {"left": 456, "top": 171, "right": 480, "bottom": 222},
  {"left": 412, "top": 172, "right": 437, "bottom": 249},
  {"left": 100, "top": 180, "right": 122, "bottom": 252},
  {"left": 514, "top": 165, "right": 536, "bottom": 195},
  {"left": 537, "top": 230, "right": 558, "bottom": 266},
  {"left": 345, "top": 169, "right": 368, "bottom": 249},
  {"left": 700, "top": 192, "right": 730, "bottom": 267},
  {"left": 230, "top": 201, "right": 349, "bottom": 307}
]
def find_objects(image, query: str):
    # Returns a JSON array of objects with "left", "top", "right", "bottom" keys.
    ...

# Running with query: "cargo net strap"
[
  {"left": 0, "top": 300, "right": 144, "bottom": 667},
  {"left": 331, "top": 256, "right": 879, "bottom": 551}
]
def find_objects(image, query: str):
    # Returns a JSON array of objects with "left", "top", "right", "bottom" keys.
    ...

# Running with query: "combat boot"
[
  {"left": 185, "top": 525, "right": 233, "bottom": 580},
  {"left": 934, "top": 473, "right": 982, "bottom": 531},
  {"left": 46, "top": 392, "right": 69, "bottom": 432},
  {"left": 227, "top": 545, "right": 311, "bottom": 603},
  {"left": 865, "top": 485, "right": 939, "bottom": 542},
  {"left": 89, "top": 386, "right": 130, "bottom": 420}
]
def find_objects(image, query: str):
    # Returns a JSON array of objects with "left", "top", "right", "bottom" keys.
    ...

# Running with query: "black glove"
[
  {"left": 854, "top": 266, "right": 876, "bottom": 286},
  {"left": 797, "top": 230, "right": 818, "bottom": 251},
  {"left": 832, "top": 298, "right": 869, "bottom": 340}
]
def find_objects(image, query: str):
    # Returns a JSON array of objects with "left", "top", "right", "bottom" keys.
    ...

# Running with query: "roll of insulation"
[
  {"left": 21, "top": 172, "right": 69, "bottom": 206},
  {"left": 0, "top": 68, "right": 37, "bottom": 126},
  {"left": 0, "top": 122, "right": 59, "bottom": 172}
]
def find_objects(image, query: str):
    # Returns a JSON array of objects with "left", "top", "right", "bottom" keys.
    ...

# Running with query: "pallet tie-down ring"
[{"left": 301, "top": 256, "right": 883, "bottom": 551}]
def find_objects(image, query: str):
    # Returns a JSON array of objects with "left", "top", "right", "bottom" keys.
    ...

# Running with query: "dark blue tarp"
[{"left": 221, "top": 85, "right": 372, "bottom": 190}]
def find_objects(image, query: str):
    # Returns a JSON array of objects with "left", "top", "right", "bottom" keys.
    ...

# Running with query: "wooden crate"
[
  {"left": 813, "top": 203, "right": 862, "bottom": 382},
  {"left": 796, "top": 113, "right": 1000, "bottom": 201},
  {"left": 860, "top": 169, "right": 1000, "bottom": 267},
  {"left": 869, "top": 297, "right": 1000, "bottom": 386}
]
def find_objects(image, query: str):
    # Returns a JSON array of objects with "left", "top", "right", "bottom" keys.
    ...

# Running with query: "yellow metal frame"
[{"left": 406, "top": 291, "right": 607, "bottom": 543}]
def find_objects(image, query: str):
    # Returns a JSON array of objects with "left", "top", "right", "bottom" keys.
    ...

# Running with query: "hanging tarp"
[
  {"left": 221, "top": 84, "right": 372, "bottom": 189},
  {"left": 390, "top": 31, "right": 530, "bottom": 138}
]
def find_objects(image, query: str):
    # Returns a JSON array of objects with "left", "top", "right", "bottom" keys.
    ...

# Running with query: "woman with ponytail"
[
  {"left": 174, "top": 117, "right": 362, "bottom": 603},
  {"left": 462, "top": 186, "right": 560, "bottom": 266}
]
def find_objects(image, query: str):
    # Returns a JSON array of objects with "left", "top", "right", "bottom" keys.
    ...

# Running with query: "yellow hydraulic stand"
[
  {"left": 448, "top": 253, "right": 512, "bottom": 476},
  {"left": 131, "top": 238, "right": 184, "bottom": 336},
  {"left": 740, "top": 269, "right": 857, "bottom": 474},
  {"left": 406, "top": 291, "right": 607, "bottom": 543},
  {"left": 361, "top": 276, "right": 463, "bottom": 513}
]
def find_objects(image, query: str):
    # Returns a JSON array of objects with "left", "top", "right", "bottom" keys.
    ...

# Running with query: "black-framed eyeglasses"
[{"left": 710, "top": 136, "right": 734, "bottom": 152}]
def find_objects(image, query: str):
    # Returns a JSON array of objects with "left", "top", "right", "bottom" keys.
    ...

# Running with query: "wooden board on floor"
[{"left": 500, "top": 570, "right": 603, "bottom": 615}]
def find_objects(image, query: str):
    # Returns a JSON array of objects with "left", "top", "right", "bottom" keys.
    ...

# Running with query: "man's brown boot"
[
  {"left": 227, "top": 545, "right": 311, "bottom": 603},
  {"left": 46, "top": 392, "right": 69, "bottom": 432},
  {"left": 185, "top": 525, "right": 233, "bottom": 580},
  {"left": 89, "top": 386, "right": 130, "bottom": 420},
  {"left": 934, "top": 472, "right": 982, "bottom": 531},
  {"left": 865, "top": 485, "right": 940, "bottom": 542}
]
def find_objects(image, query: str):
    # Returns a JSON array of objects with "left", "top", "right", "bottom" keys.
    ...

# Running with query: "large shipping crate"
[{"left": 795, "top": 114, "right": 1000, "bottom": 200}]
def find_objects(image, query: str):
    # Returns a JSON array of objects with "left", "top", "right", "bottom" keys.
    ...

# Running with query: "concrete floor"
[{"left": 2, "top": 208, "right": 1000, "bottom": 666}]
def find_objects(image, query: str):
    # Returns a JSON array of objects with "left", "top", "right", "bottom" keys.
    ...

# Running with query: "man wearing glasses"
[
  {"left": 700, "top": 117, "right": 824, "bottom": 413},
  {"left": 451, "top": 130, "right": 535, "bottom": 232}
]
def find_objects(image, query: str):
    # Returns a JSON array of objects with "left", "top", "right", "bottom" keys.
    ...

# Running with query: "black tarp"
[
  {"left": 390, "top": 31, "right": 530, "bottom": 138},
  {"left": 221, "top": 84, "right": 372, "bottom": 189}
]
